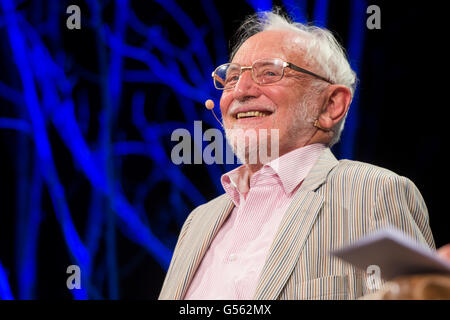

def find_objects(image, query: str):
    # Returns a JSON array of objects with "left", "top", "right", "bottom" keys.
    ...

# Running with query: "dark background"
[{"left": 0, "top": 0, "right": 448, "bottom": 299}]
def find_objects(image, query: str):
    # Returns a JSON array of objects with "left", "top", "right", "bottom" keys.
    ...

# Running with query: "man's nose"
[{"left": 233, "top": 69, "right": 260, "bottom": 101}]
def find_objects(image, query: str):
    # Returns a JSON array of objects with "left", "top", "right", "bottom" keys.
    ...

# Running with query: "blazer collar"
[{"left": 298, "top": 147, "right": 339, "bottom": 192}]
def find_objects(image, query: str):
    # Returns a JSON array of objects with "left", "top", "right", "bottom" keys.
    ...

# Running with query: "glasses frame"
[{"left": 211, "top": 58, "right": 333, "bottom": 90}]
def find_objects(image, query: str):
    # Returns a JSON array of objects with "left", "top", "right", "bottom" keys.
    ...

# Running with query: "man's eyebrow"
[
  {"left": 286, "top": 70, "right": 310, "bottom": 82},
  {"left": 257, "top": 61, "right": 273, "bottom": 66}
]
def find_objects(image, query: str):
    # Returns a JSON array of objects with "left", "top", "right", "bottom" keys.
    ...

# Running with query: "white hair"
[{"left": 230, "top": 10, "right": 358, "bottom": 147}]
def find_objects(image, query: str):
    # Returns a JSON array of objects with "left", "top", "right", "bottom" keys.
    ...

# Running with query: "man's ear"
[{"left": 316, "top": 85, "right": 352, "bottom": 130}]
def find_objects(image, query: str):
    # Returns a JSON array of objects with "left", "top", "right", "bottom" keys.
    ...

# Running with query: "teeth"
[{"left": 236, "top": 111, "right": 270, "bottom": 119}]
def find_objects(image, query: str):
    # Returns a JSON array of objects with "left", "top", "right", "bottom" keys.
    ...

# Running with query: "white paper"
[{"left": 330, "top": 228, "right": 450, "bottom": 280}]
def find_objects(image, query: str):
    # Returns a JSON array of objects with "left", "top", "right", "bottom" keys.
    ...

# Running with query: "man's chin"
[{"left": 226, "top": 140, "right": 257, "bottom": 165}]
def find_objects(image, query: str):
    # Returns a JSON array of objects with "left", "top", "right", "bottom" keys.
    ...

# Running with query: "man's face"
[{"left": 220, "top": 30, "right": 323, "bottom": 161}]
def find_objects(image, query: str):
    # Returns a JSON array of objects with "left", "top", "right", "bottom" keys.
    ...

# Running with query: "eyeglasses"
[{"left": 211, "top": 58, "right": 333, "bottom": 90}]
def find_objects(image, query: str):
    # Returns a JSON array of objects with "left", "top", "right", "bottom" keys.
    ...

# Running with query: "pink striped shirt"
[{"left": 184, "top": 143, "right": 326, "bottom": 300}]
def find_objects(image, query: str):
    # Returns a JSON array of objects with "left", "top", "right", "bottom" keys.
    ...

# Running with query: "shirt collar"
[{"left": 221, "top": 143, "right": 326, "bottom": 205}]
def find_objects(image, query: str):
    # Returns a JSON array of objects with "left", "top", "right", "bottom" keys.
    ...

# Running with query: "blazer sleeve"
[{"left": 372, "top": 174, "right": 435, "bottom": 249}]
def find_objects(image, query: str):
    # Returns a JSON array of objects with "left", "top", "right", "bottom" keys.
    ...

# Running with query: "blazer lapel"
[
  {"left": 253, "top": 148, "right": 339, "bottom": 299},
  {"left": 173, "top": 195, "right": 234, "bottom": 299}
]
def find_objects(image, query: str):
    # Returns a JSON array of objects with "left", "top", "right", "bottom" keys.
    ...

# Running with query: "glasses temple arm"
[{"left": 287, "top": 62, "right": 333, "bottom": 84}]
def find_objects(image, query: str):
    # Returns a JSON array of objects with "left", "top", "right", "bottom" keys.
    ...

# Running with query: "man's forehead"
[{"left": 231, "top": 30, "right": 309, "bottom": 65}]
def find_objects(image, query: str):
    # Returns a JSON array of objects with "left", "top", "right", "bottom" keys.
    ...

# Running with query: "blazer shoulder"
[
  {"left": 325, "top": 158, "right": 423, "bottom": 200},
  {"left": 185, "top": 193, "right": 231, "bottom": 223},
  {"left": 168, "top": 193, "right": 232, "bottom": 265},
  {"left": 193, "top": 193, "right": 230, "bottom": 212},
  {"left": 329, "top": 158, "right": 408, "bottom": 183},
  {"left": 203, "top": 193, "right": 230, "bottom": 207}
]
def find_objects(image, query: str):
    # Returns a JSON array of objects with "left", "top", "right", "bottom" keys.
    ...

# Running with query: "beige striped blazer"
[{"left": 159, "top": 148, "right": 435, "bottom": 300}]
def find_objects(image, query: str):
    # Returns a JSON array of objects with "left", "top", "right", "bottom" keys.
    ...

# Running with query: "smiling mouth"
[{"left": 236, "top": 111, "right": 272, "bottom": 119}]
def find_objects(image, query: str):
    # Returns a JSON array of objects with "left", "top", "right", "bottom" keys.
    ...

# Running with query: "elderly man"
[{"left": 159, "top": 11, "right": 435, "bottom": 300}]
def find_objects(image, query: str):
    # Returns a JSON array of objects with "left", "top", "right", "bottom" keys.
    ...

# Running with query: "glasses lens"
[
  {"left": 214, "top": 64, "right": 240, "bottom": 89},
  {"left": 253, "top": 59, "right": 284, "bottom": 84}
]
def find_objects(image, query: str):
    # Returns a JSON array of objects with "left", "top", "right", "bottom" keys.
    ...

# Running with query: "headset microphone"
[{"left": 205, "top": 99, "right": 224, "bottom": 128}]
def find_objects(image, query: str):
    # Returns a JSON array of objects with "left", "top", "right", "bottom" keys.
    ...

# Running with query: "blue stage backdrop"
[{"left": 0, "top": 0, "right": 447, "bottom": 299}]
